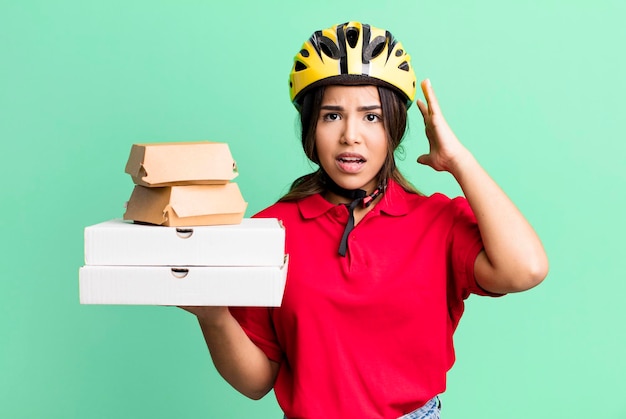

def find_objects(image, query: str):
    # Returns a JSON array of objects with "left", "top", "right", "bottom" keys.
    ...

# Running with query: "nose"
[{"left": 340, "top": 117, "right": 361, "bottom": 145}]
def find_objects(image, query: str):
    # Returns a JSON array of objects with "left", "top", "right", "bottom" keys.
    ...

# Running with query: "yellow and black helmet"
[{"left": 289, "top": 21, "right": 417, "bottom": 110}]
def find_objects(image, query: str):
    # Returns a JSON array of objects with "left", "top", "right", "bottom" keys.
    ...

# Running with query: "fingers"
[
  {"left": 416, "top": 99, "right": 428, "bottom": 119},
  {"left": 416, "top": 154, "right": 431, "bottom": 166},
  {"left": 420, "top": 79, "right": 441, "bottom": 116},
  {"left": 420, "top": 79, "right": 431, "bottom": 103}
]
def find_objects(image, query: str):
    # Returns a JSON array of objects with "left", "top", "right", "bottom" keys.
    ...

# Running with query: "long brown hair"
[{"left": 280, "top": 85, "right": 420, "bottom": 202}]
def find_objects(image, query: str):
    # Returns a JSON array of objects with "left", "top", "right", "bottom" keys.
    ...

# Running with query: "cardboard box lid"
[
  {"left": 84, "top": 218, "right": 285, "bottom": 267},
  {"left": 123, "top": 182, "right": 247, "bottom": 227},
  {"left": 79, "top": 258, "right": 288, "bottom": 306},
  {"left": 125, "top": 141, "right": 238, "bottom": 187}
]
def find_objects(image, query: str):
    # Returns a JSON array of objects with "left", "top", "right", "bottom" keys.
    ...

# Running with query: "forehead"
[{"left": 321, "top": 85, "right": 380, "bottom": 105}]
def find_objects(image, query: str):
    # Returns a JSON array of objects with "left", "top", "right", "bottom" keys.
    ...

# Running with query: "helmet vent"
[
  {"left": 346, "top": 27, "right": 359, "bottom": 48},
  {"left": 319, "top": 36, "right": 340, "bottom": 59},
  {"left": 300, "top": 49, "right": 310, "bottom": 58},
  {"left": 395, "top": 49, "right": 404, "bottom": 57},
  {"left": 363, "top": 36, "right": 386, "bottom": 61},
  {"left": 398, "top": 61, "right": 410, "bottom": 71},
  {"left": 295, "top": 61, "right": 307, "bottom": 72}
]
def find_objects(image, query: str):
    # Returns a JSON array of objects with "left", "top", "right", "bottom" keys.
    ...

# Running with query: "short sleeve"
[
  {"left": 447, "top": 197, "right": 501, "bottom": 298},
  {"left": 229, "top": 307, "right": 283, "bottom": 362}
]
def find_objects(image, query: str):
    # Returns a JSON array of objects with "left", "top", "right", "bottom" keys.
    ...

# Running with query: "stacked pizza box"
[{"left": 78, "top": 141, "right": 288, "bottom": 307}]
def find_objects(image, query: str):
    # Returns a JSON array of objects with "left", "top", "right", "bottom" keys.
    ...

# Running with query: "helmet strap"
[{"left": 322, "top": 172, "right": 386, "bottom": 256}]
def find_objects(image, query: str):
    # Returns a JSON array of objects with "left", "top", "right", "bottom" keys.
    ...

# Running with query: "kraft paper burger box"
[
  {"left": 79, "top": 259, "right": 288, "bottom": 306},
  {"left": 123, "top": 182, "right": 247, "bottom": 227},
  {"left": 125, "top": 141, "right": 238, "bottom": 187},
  {"left": 84, "top": 218, "right": 285, "bottom": 266}
]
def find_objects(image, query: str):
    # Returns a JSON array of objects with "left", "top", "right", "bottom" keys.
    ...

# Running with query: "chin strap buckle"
[{"left": 361, "top": 186, "right": 382, "bottom": 208}]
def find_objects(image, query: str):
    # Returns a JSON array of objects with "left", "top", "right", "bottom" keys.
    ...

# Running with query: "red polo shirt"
[{"left": 230, "top": 179, "right": 497, "bottom": 418}]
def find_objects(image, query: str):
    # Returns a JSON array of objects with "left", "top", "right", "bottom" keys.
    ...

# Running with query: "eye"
[
  {"left": 365, "top": 113, "right": 381, "bottom": 122},
  {"left": 322, "top": 112, "right": 340, "bottom": 121}
]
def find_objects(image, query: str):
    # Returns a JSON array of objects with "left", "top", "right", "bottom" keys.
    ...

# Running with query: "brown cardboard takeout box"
[
  {"left": 125, "top": 141, "right": 238, "bottom": 187},
  {"left": 123, "top": 182, "right": 248, "bottom": 227}
]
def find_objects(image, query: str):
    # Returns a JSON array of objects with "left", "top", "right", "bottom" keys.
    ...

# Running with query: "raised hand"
[
  {"left": 415, "top": 79, "right": 548, "bottom": 294},
  {"left": 416, "top": 79, "right": 471, "bottom": 174}
]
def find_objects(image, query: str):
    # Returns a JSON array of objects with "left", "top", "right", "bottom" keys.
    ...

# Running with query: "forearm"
[
  {"left": 450, "top": 151, "right": 549, "bottom": 293},
  {"left": 195, "top": 307, "right": 278, "bottom": 399}
]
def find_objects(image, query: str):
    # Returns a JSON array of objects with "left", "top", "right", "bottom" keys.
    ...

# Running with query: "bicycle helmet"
[{"left": 289, "top": 21, "right": 417, "bottom": 110}]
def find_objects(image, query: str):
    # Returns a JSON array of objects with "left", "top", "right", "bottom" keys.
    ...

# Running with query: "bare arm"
[
  {"left": 180, "top": 306, "right": 279, "bottom": 399},
  {"left": 416, "top": 79, "right": 548, "bottom": 294}
]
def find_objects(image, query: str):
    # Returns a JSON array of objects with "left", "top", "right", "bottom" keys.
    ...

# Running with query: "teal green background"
[{"left": 1, "top": 0, "right": 624, "bottom": 417}]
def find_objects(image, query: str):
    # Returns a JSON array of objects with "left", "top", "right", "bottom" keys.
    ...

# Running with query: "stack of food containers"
[{"left": 78, "top": 141, "right": 288, "bottom": 306}]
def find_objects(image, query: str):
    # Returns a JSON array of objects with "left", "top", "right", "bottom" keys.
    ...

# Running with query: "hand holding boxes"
[{"left": 79, "top": 141, "right": 288, "bottom": 306}]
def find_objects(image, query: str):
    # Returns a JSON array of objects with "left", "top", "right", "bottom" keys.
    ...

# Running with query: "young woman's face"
[{"left": 315, "top": 85, "right": 387, "bottom": 198}]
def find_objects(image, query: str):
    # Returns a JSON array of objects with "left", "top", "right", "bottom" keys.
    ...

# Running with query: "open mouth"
[
  {"left": 336, "top": 154, "right": 366, "bottom": 173},
  {"left": 338, "top": 157, "right": 365, "bottom": 164}
]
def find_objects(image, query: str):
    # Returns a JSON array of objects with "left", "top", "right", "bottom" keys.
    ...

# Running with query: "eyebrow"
[{"left": 320, "top": 105, "right": 382, "bottom": 111}]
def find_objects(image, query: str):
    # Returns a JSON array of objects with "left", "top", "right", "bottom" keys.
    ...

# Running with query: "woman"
[{"left": 182, "top": 21, "right": 548, "bottom": 418}]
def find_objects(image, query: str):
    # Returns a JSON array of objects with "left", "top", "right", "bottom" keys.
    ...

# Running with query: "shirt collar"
[{"left": 297, "top": 178, "right": 409, "bottom": 219}]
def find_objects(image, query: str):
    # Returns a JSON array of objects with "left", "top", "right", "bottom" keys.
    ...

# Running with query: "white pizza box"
[
  {"left": 79, "top": 258, "right": 288, "bottom": 306},
  {"left": 84, "top": 218, "right": 285, "bottom": 267}
]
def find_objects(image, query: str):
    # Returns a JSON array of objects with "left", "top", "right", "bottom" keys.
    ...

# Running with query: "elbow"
[
  {"left": 507, "top": 255, "right": 549, "bottom": 293},
  {"left": 477, "top": 250, "right": 549, "bottom": 294},
  {"left": 248, "top": 392, "right": 268, "bottom": 401},
  {"left": 527, "top": 251, "right": 550, "bottom": 288},
  {"left": 519, "top": 267, "right": 548, "bottom": 292},
  {"left": 242, "top": 385, "right": 273, "bottom": 401},
  {"left": 236, "top": 370, "right": 277, "bottom": 401}
]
